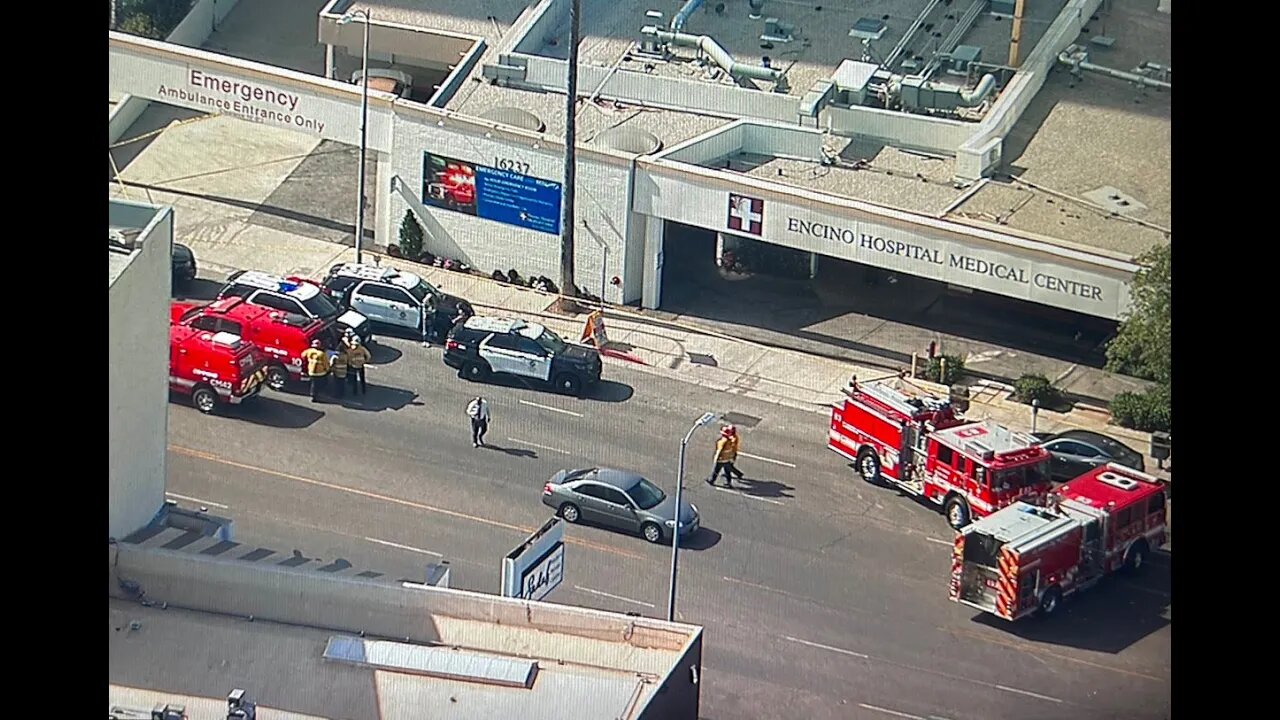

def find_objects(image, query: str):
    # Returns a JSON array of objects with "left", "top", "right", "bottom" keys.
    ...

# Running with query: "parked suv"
[
  {"left": 443, "top": 316, "right": 601, "bottom": 396},
  {"left": 321, "top": 263, "right": 474, "bottom": 341},
  {"left": 218, "top": 270, "right": 373, "bottom": 344}
]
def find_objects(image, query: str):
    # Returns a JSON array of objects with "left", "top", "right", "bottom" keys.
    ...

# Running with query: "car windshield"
[
  {"left": 994, "top": 461, "right": 1048, "bottom": 490},
  {"left": 405, "top": 279, "right": 437, "bottom": 305},
  {"left": 535, "top": 328, "right": 568, "bottom": 355},
  {"left": 301, "top": 292, "right": 340, "bottom": 318},
  {"left": 627, "top": 478, "right": 666, "bottom": 510},
  {"left": 180, "top": 307, "right": 203, "bottom": 323}
]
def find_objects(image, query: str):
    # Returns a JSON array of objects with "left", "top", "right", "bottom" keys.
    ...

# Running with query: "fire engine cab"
[
  {"left": 171, "top": 298, "right": 341, "bottom": 391},
  {"left": 949, "top": 463, "right": 1168, "bottom": 621},
  {"left": 169, "top": 326, "right": 269, "bottom": 414},
  {"left": 828, "top": 375, "right": 1052, "bottom": 529}
]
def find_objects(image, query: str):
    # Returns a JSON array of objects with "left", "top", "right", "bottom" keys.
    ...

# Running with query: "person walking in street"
[
  {"left": 707, "top": 424, "right": 746, "bottom": 487},
  {"left": 346, "top": 335, "right": 371, "bottom": 395},
  {"left": 467, "top": 396, "right": 490, "bottom": 448},
  {"left": 301, "top": 339, "right": 330, "bottom": 403},
  {"left": 330, "top": 340, "right": 350, "bottom": 399}
]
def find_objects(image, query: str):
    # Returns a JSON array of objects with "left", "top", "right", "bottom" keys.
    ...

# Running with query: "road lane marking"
[
  {"left": 165, "top": 492, "right": 229, "bottom": 509},
  {"left": 858, "top": 704, "right": 925, "bottom": 720},
  {"left": 941, "top": 627, "right": 1167, "bottom": 683},
  {"left": 169, "top": 445, "right": 645, "bottom": 561},
  {"left": 712, "top": 486, "right": 783, "bottom": 505},
  {"left": 996, "top": 685, "right": 1063, "bottom": 703},
  {"left": 784, "top": 635, "right": 870, "bottom": 659},
  {"left": 738, "top": 451, "right": 797, "bottom": 468},
  {"left": 573, "top": 586, "right": 656, "bottom": 608},
  {"left": 507, "top": 437, "right": 571, "bottom": 455},
  {"left": 925, "top": 537, "right": 953, "bottom": 546},
  {"left": 364, "top": 537, "right": 443, "bottom": 557},
  {"left": 518, "top": 399, "right": 583, "bottom": 417}
]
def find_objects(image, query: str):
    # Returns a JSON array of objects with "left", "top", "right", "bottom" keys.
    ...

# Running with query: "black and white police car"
[
  {"left": 444, "top": 316, "right": 602, "bottom": 396},
  {"left": 217, "top": 270, "right": 374, "bottom": 344},
  {"left": 321, "top": 263, "right": 474, "bottom": 341}
]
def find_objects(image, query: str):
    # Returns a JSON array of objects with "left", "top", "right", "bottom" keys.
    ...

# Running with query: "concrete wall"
[
  {"left": 638, "top": 630, "right": 703, "bottom": 720},
  {"left": 108, "top": 0, "right": 243, "bottom": 145},
  {"left": 824, "top": 103, "right": 972, "bottom": 156},
  {"left": 108, "top": 201, "right": 173, "bottom": 541},
  {"left": 388, "top": 110, "right": 635, "bottom": 303},
  {"left": 108, "top": 543, "right": 703, "bottom": 687},
  {"left": 955, "top": 0, "right": 1104, "bottom": 180}
]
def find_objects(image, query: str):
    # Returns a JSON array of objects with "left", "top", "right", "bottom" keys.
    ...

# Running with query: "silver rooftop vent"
[
  {"left": 479, "top": 106, "right": 546, "bottom": 133},
  {"left": 593, "top": 127, "right": 663, "bottom": 155}
]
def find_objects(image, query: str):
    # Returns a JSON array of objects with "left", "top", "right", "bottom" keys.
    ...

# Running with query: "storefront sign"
[
  {"left": 422, "top": 152, "right": 563, "bottom": 235},
  {"left": 155, "top": 70, "right": 327, "bottom": 132}
]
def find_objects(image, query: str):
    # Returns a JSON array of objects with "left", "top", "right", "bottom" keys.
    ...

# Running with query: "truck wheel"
[
  {"left": 1123, "top": 541, "right": 1149, "bottom": 573},
  {"left": 266, "top": 365, "right": 289, "bottom": 391},
  {"left": 192, "top": 386, "right": 218, "bottom": 414},
  {"left": 1038, "top": 587, "right": 1062, "bottom": 617},
  {"left": 555, "top": 373, "right": 582, "bottom": 397},
  {"left": 463, "top": 360, "right": 490, "bottom": 382},
  {"left": 559, "top": 503, "right": 581, "bottom": 523},
  {"left": 856, "top": 447, "right": 882, "bottom": 484},
  {"left": 944, "top": 495, "right": 971, "bottom": 530}
]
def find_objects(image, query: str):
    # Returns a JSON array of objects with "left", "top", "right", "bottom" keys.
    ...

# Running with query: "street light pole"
[
  {"left": 668, "top": 411, "right": 718, "bottom": 622},
  {"left": 340, "top": 9, "right": 372, "bottom": 264}
]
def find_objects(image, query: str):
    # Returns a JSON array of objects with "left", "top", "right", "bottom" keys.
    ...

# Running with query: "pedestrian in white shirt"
[{"left": 467, "top": 396, "right": 490, "bottom": 448}]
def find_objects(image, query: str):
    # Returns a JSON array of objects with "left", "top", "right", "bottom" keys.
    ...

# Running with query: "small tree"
[
  {"left": 922, "top": 353, "right": 965, "bottom": 386},
  {"left": 399, "top": 210, "right": 424, "bottom": 260},
  {"left": 1012, "top": 374, "right": 1062, "bottom": 407},
  {"left": 1106, "top": 245, "right": 1170, "bottom": 384}
]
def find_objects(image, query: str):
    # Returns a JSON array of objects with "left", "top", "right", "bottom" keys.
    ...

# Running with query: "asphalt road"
[{"left": 164, "top": 306, "right": 1170, "bottom": 720}]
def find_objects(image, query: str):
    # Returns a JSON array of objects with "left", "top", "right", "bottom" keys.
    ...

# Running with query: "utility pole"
[
  {"left": 558, "top": 0, "right": 581, "bottom": 308},
  {"left": 1008, "top": 0, "right": 1026, "bottom": 68}
]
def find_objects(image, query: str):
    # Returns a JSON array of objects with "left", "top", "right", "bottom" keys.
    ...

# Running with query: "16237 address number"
[{"left": 494, "top": 157, "right": 531, "bottom": 175}]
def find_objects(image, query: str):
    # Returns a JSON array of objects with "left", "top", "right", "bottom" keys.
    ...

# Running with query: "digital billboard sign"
[{"left": 422, "top": 152, "right": 563, "bottom": 235}]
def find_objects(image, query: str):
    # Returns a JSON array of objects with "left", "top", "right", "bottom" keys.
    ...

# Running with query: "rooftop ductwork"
[
  {"left": 671, "top": 0, "right": 705, "bottom": 32},
  {"left": 1058, "top": 44, "right": 1171, "bottom": 90},
  {"left": 641, "top": 26, "right": 788, "bottom": 89}
]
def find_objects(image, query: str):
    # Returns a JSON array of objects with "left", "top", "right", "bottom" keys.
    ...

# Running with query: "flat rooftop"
[
  {"left": 109, "top": 247, "right": 140, "bottom": 285},
  {"left": 354, "top": 0, "right": 1169, "bottom": 260}
]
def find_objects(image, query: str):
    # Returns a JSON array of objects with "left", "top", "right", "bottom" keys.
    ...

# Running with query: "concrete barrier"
[
  {"left": 108, "top": 0, "right": 244, "bottom": 146},
  {"left": 108, "top": 543, "right": 698, "bottom": 669}
]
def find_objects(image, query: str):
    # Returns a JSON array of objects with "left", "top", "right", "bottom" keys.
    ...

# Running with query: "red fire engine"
[
  {"left": 949, "top": 463, "right": 1169, "bottom": 621},
  {"left": 169, "top": 325, "right": 269, "bottom": 414},
  {"left": 828, "top": 375, "right": 1052, "bottom": 529}
]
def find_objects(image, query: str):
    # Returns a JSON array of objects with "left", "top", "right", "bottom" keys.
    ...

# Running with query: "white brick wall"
[{"left": 387, "top": 118, "right": 637, "bottom": 304}]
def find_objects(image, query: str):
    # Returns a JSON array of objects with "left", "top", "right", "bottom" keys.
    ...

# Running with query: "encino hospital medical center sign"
[{"left": 110, "top": 37, "right": 385, "bottom": 150}]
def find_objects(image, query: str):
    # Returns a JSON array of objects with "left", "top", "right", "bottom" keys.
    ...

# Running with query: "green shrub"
[
  {"left": 1110, "top": 385, "right": 1170, "bottom": 433},
  {"left": 922, "top": 353, "right": 965, "bottom": 385},
  {"left": 398, "top": 211, "right": 424, "bottom": 260},
  {"left": 117, "top": 13, "right": 160, "bottom": 38},
  {"left": 1012, "top": 374, "right": 1061, "bottom": 406},
  {"left": 115, "top": 0, "right": 194, "bottom": 38}
]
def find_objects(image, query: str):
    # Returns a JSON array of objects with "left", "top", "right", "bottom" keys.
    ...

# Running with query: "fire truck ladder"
[{"left": 855, "top": 375, "right": 951, "bottom": 418}]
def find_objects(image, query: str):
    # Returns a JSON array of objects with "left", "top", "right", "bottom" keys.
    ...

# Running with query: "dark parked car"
[
  {"left": 541, "top": 467, "right": 699, "bottom": 544},
  {"left": 1034, "top": 429, "right": 1145, "bottom": 482},
  {"left": 172, "top": 243, "right": 197, "bottom": 286}
]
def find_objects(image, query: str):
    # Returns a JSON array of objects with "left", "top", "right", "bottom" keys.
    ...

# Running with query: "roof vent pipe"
[
  {"left": 1058, "top": 44, "right": 1171, "bottom": 90},
  {"left": 748, "top": 0, "right": 766, "bottom": 20},
  {"left": 957, "top": 73, "right": 997, "bottom": 106},
  {"left": 671, "top": 0, "right": 705, "bottom": 32},
  {"left": 642, "top": 26, "right": 787, "bottom": 87}
]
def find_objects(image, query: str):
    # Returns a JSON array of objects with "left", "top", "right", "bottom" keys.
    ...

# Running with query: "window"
[
  {"left": 575, "top": 484, "right": 606, "bottom": 500},
  {"left": 219, "top": 320, "right": 243, "bottom": 336},
  {"left": 255, "top": 293, "right": 305, "bottom": 315},
  {"left": 1051, "top": 441, "right": 1100, "bottom": 458},
  {"left": 598, "top": 487, "right": 631, "bottom": 506},
  {"left": 385, "top": 287, "right": 415, "bottom": 305},
  {"left": 221, "top": 284, "right": 249, "bottom": 298},
  {"left": 627, "top": 478, "right": 666, "bottom": 510},
  {"left": 1148, "top": 493, "right": 1166, "bottom": 516},
  {"left": 300, "top": 292, "right": 340, "bottom": 318},
  {"left": 1116, "top": 508, "right": 1133, "bottom": 527},
  {"left": 955, "top": 456, "right": 968, "bottom": 474},
  {"left": 535, "top": 328, "right": 568, "bottom": 355},
  {"left": 356, "top": 284, "right": 401, "bottom": 301},
  {"left": 405, "top": 279, "right": 438, "bottom": 304},
  {"left": 191, "top": 316, "right": 219, "bottom": 332},
  {"left": 327, "top": 277, "right": 358, "bottom": 296},
  {"left": 1084, "top": 521, "right": 1101, "bottom": 543},
  {"left": 517, "top": 338, "right": 547, "bottom": 357},
  {"left": 936, "top": 446, "right": 954, "bottom": 466},
  {"left": 486, "top": 333, "right": 521, "bottom": 352}
]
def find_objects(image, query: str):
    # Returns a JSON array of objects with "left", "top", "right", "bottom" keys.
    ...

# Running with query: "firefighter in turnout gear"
[
  {"left": 707, "top": 425, "right": 745, "bottom": 487},
  {"left": 301, "top": 339, "right": 330, "bottom": 403},
  {"left": 346, "top": 336, "right": 371, "bottom": 395},
  {"left": 330, "top": 341, "right": 350, "bottom": 399}
]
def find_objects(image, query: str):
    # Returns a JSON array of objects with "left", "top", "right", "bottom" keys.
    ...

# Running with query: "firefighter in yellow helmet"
[
  {"left": 707, "top": 425, "right": 745, "bottom": 487},
  {"left": 301, "top": 339, "right": 330, "bottom": 403}
]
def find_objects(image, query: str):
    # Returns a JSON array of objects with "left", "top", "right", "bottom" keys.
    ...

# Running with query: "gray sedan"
[{"left": 542, "top": 468, "right": 699, "bottom": 544}]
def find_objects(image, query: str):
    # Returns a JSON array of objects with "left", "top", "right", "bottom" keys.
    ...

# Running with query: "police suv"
[
  {"left": 444, "top": 316, "right": 602, "bottom": 396},
  {"left": 218, "top": 270, "right": 373, "bottom": 344},
  {"left": 321, "top": 263, "right": 473, "bottom": 340}
]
